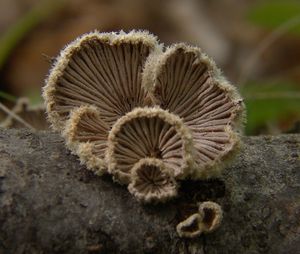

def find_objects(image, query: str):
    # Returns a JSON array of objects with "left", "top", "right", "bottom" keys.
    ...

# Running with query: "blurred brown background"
[{"left": 0, "top": 0, "right": 299, "bottom": 135}]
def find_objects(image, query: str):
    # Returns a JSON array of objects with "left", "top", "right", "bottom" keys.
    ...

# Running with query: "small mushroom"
[
  {"left": 176, "top": 213, "right": 203, "bottom": 238},
  {"left": 63, "top": 105, "right": 109, "bottom": 174},
  {"left": 176, "top": 201, "right": 223, "bottom": 238},
  {"left": 143, "top": 44, "right": 245, "bottom": 179},
  {"left": 43, "top": 30, "right": 162, "bottom": 132},
  {"left": 198, "top": 201, "right": 223, "bottom": 233},
  {"left": 1, "top": 97, "right": 48, "bottom": 130},
  {"left": 128, "top": 158, "right": 177, "bottom": 203},
  {"left": 106, "top": 107, "right": 194, "bottom": 184}
]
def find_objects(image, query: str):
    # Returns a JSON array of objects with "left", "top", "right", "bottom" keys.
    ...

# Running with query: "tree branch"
[{"left": 0, "top": 128, "right": 299, "bottom": 254}]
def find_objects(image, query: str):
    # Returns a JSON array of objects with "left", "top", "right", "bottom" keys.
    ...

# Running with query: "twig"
[
  {"left": 42, "top": 53, "right": 55, "bottom": 64},
  {"left": 0, "top": 102, "right": 35, "bottom": 130}
]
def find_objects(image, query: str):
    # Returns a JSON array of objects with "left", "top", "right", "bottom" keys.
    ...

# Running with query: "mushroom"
[
  {"left": 128, "top": 158, "right": 177, "bottom": 203},
  {"left": 42, "top": 30, "right": 245, "bottom": 207},
  {"left": 198, "top": 201, "right": 223, "bottom": 233},
  {"left": 106, "top": 107, "right": 194, "bottom": 184},
  {"left": 176, "top": 213, "right": 203, "bottom": 238},
  {"left": 63, "top": 105, "right": 109, "bottom": 174},
  {"left": 43, "top": 30, "right": 162, "bottom": 132},
  {"left": 1, "top": 97, "right": 48, "bottom": 130},
  {"left": 176, "top": 201, "right": 223, "bottom": 238},
  {"left": 143, "top": 43, "right": 245, "bottom": 179}
]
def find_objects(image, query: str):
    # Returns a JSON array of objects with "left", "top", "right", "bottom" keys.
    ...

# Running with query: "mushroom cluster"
[{"left": 43, "top": 30, "right": 244, "bottom": 203}]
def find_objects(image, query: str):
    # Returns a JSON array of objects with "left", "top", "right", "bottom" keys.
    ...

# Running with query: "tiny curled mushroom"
[
  {"left": 176, "top": 201, "right": 223, "bottom": 238},
  {"left": 198, "top": 201, "right": 223, "bottom": 233},
  {"left": 176, "top": 213, "right": 204, "bottom": 238}
]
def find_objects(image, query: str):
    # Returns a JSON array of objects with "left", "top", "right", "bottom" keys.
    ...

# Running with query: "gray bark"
[{"left": 0, "top": 128, "right": 299, "bottom": 254}]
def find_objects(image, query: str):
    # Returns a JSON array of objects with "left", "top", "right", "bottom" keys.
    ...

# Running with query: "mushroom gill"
[
  {"left": 63, "top": 105, "right": 109, "bottom": 174},
  {"left": 128, "top": 158, "right": 177, "bottom": 203},
  {"left": 106, "top": 107, "right": 194, "bottom": 184},
  {"left": 143, "top": 44, "right": 245, "bottom": 178},
  {"left": 43, "top": 30, "right": 161, "bottom": 131}
]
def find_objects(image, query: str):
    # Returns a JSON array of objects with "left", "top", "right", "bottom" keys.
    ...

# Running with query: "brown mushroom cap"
[
  {"left": 106, "top": 107, "right": 194, "bottom": 184},
  {"left": 43, "top": 30, "right": 162, "bottom": 132},
  {"left": 128, "top": 158, "right": 177, "bottom": 203},
  {"left": 63, "top": 105, "right": 109, "bottom": 174},
  {"left": 143, "top": 43, "right": 245, "bottom": 179}
]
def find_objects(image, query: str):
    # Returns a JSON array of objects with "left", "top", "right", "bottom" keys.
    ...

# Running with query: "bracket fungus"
[{"left": 43, "top": 30, "right": 245, "bottom": 206}]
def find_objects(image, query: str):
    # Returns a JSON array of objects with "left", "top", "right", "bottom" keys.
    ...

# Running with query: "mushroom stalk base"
[{"left": 0, "top": 128, "right": 299, "bottom": 254}]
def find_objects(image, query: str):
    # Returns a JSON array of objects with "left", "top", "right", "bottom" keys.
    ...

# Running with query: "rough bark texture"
[{"left": 0, "top": 128, "right": 299, "bottom": 254}]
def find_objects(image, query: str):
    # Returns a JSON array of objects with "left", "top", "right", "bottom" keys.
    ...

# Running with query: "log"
[{"left": 0, "top": 128, "right": 299, "bottom": 254}]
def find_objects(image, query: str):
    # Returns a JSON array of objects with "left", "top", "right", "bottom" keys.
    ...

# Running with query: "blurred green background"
[{"left": 0, "top": 0, "right": 299, "bottom": 135}]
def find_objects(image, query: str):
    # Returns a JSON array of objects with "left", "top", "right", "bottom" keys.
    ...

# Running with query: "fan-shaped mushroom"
[
  {"left": 143, "top": 43, "right": 245, "bottom": 179},
  {"left": 63, "top": 105, "right": 109, "bottom": 174},
  {"left": 128, "top": 158, "right": 177, "bottom": 203},
  {"left": 43, "top": 30, "right": 161, "bottom": 132},
  {"left": 106, "top": 107, "right": 194, "bottom": 184}
]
